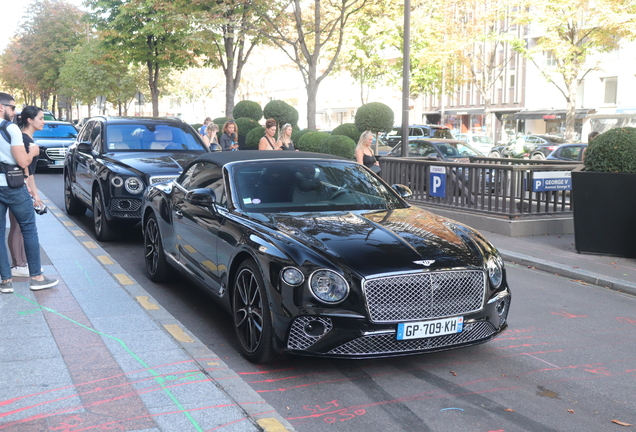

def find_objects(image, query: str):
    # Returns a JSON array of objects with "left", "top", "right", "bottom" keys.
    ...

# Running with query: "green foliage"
[
  {"left": 263, "top": 100, "right": 299, "bottom": 127},
  {"left": 233, "top": 100, "right": 262, "bottom": 121},
  {"left": 291, "top": 129, "right": 311, "bottom": 144},
  {"left": 584, "top": 128, "right": 636, "bottom": 173},
  {"left": 245, "top": 126, "right": 265, "bottom": 150},
  {"left": 332, "top": 123, "right": 361, "bottom": 142},
  {"left": 213, "top": 117, "right": 230, "bottom": 131},
  {"left": 354, "top": 102, "right": 394, "bottom": 134},
  {"left": 322, "top": 135, "right": 356, "bottom": 159},
  {"left": 297, "top": 131, "right": 331, "bottom": 153},
  {"left": 235, "top": 117, "right": 260, "bottom": 138}
]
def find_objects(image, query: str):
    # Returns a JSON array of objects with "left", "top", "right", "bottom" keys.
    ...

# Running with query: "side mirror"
[
  {"left": 185, "top": 188, "right": 216, "bottom": 209},
  {"left": 77, "top": 142, "right": 92, "bottom": 153},
  {"left": 392, "top": 184, "right": 413, "bottom": 199}
]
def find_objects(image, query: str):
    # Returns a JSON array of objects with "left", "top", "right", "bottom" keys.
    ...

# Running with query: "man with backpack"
[{"left": 0, "top": 92, "right": 58, "bottom": 293}]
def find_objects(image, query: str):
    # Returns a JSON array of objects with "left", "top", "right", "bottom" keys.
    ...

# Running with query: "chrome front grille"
[
  {"left": 45, "top": 148, "right": 67, "bottom": 160},
  {"left": 364, "top": 270, "right": 486, "bottom": 323},
  {"left": 328, "top": 321, "right": 496, "bottom": 355},
  {"left": 150, "top": 175, "right": 178, "bottom": 185}
]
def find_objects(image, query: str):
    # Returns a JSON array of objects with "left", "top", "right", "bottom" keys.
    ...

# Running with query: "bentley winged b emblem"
[{"left": 413, "top": 260, "right": 435, "bottom": 266}]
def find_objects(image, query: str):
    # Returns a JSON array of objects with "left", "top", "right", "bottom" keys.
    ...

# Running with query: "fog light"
[
  {"left": 281, "top": 267, "right": 304, "bottom": 286},
  {"left": 304, "top": 320, "right": 326, "bottom": 337}
]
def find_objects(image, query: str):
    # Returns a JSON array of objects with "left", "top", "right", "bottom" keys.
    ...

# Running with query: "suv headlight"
[
  {"left": 487, "top": 255, "right": 504, "bottom": 288},
  {"left": 309, "top": 269, "right": 349, "bottom": 304},
  {"left": 124, "top": 177, "right": 144, "bottom": 194}
]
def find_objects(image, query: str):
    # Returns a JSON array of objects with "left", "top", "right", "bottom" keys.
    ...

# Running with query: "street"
[{"left": 38, "top": 171, "right": 636, "bottom": 432}]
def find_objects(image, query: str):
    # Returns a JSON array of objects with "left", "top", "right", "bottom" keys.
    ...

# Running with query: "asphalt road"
[{"left": 38, "top": 170, "right": 636, "bottom": 432}]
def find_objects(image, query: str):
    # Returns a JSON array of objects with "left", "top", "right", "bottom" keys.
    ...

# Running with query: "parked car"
[
  {"left": 455, "top": 133, "right": 494, "bottom": 154},
  {"left": 32, "top": 121, "right": 78, "bottom": 170},
  {"left": 488, "top": 134, "right": 570, "bottom": 159},
  {"left": 386, "top": 138, "right": 485, "bottom": 160},
  {"left": 142, "top": 151, "right": 511, "bottom": 362},
  {"left": 64, "top": 116, "right": 209, "bottom": 241},
  {"left": 384, "top": 125, "right": 454, "bottom": 146},
  {"left": 546, "top": 143, "right": 587, "bottom": 162}
]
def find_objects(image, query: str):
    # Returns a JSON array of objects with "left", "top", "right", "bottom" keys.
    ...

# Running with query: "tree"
[
  {"left": 516, "top": 0, "right": 636, "bottom": 141},
  {"left": 257, "top": 0, "right": 370, "bottom": 129},
  {"left": 86, "top": 0, "right": 200, "bottom": 116},
  {"left": 354, "top": 102, "right": 394, "bottom": 135}
]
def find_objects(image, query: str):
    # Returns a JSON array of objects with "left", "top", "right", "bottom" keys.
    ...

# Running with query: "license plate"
[
  {"left": 396, "top": 316, "right": 463, "bottom": 340},
  {"left": 54, "top": 160, "right": 65, "bottom": 165}
]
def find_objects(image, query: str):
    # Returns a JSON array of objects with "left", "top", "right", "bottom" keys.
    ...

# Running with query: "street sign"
[
  {"left": 533, "top": 171, "right": 572, "bottom": 192},
  {"left": 429, "top": 166, "right": 446, "bottom": 197}
]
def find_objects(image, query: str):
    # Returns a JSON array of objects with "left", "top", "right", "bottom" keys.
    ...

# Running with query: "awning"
[
  {"left": 514, "top": 109, "right": 595, "bottom": 120},
  {"left": 443, "top": 108, "right": 485, "bottom": 115}
]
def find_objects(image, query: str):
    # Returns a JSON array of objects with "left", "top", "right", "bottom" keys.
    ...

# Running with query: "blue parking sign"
[{"left": 429, "top": 166, "right": 446, "bottom": 197}]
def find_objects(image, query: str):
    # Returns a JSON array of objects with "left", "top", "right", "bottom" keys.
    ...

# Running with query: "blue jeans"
[{"left": 0, "top": 185, "right": 42, "bottom": 280}]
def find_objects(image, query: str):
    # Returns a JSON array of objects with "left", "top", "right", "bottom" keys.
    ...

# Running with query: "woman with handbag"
[{"left": 355, "top": 130, "right": 381, "bottom": 174}]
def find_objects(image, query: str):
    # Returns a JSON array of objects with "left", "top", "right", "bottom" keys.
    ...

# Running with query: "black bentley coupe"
[{"left": 142, "top": 151, "right": 511, "bottom": 363}]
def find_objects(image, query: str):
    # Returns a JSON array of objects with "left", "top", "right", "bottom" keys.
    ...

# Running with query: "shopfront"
[{"left": 514, "top": 109, "right": 595, "bottom": 142}]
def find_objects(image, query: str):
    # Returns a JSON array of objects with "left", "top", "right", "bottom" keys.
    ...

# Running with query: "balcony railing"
[{"left": 379, "top": 157, "right": 580, "bottom": 218}]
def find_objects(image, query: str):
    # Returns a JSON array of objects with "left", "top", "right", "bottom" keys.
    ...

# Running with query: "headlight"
[
  {"left": 309, "top": 269, "right": 349, "bottom": 304},
  {"left": 487, "top": 255, "right": 504, "bottom": 288},
  {"left": 281, "top": 267, "right": 304, "bottom": 286},
  {"left": 124, "top": 177, "right": 144, "bottom": 194},
  {"left": 111, "top": 175, "right": 124, "bottom": 187}
]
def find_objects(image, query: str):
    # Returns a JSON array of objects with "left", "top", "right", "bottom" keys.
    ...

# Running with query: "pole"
[{"left": 401, "top": 0, "right": 411, "bottom": 157}]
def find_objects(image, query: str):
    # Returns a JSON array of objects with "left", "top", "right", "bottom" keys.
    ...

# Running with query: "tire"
[
  {"left": 232, "top": 259, "right": 277, "bottom": 363},
  {"left": 93, "top": 189, "right": 121, "bottom": 241},
  {"left": 531, "top": 153, "right": 545, "bottom": 160},
  {"left": 489, "top": 151, "right": 501, "bottom": 158},
  {"left": 64, "top": 174, "right": 86, "bottom": 216},
  {"left": 144, "top": 213, "right": 172, "bottom": 282}
]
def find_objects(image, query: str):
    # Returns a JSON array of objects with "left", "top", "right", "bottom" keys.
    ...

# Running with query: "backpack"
[{"left": 0, "top": 119, "right": 11, "bottom": 144}]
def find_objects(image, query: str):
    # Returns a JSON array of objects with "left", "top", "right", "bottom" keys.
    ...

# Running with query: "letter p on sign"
[{"left": 429, "top": 166, "right": 446, "bottom": 197}]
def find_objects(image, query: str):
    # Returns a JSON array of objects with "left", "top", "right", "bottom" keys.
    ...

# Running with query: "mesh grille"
[
  {"left": 364, "top": 270, "right": 486, "bottom": 323},
  {"left": 287, "top": 317, "right": 333, "bottom": 350},
  {"left": 45, "top": 148, "right": 67, "bottom": 160},
  {"left": 150, "top": 175, "right": 178, "bottom": 185},
  {"left": 328, "top": 321, "right": 495, "bottom": 355},
  {"left": 110, "top": 198, "right": 142, "bottom": 212}
]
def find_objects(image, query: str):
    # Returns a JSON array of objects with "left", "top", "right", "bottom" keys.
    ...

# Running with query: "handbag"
[
  {"left": 369, "top": 164, "right": 381, "bottom": 174},
  {"left": 0, "top": 162, "right": 25, "bottom": 188}
]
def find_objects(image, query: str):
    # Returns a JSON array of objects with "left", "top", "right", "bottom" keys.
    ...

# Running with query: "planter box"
[{"left": 572, "top": 166, "right": 636, "bottom": 258}]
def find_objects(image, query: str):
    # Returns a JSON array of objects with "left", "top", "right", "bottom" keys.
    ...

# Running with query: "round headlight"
[
  {"left": 111, "top": 175, "right": 124, "bottom": 187},
  {"left": 309, "top": 270, "right": 349, "bottom": 304},
  {"left": 124, "top": 177, "right": 144, "bottom": 194},
  {"left": 487, "top": 255, "right": 504, "bottom": 288},
  {"left": 281, "top": 267, "right": 304, "bottom": 286}
]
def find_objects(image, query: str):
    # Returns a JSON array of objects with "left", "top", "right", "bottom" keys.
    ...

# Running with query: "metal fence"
[{"left": 379, "top": 156, "right": 581, "bottom": 218}]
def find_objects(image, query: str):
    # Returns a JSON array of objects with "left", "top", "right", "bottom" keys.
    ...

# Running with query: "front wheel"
[
  {"left": 531, "top": 153, "right": 546, "bottom": 160},
  {"left": 232, "top": 259, "right": 277, "bottom": 363},
  {"left": 93, "top": 189, "right": 121, "bottom": 242},
  {"left": 64, "top": 173, "right": 86, "bottom": 216},
  {"left": 144, "top": 213, "right": 173, "bottom": 282}
]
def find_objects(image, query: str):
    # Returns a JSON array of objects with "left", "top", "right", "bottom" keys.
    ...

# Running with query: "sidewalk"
[
  {"left": 0, "top": 194, "right": 294, "bottom": 432},
  {"left": 2, "top": 196, "right": 635, "bottom": 432}
]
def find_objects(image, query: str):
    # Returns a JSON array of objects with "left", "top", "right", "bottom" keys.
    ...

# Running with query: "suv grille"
[
  {"left": 45, "top": 148, "right": 67, "bottom": 161},
  {"left": 364, "top": 270, "right": 485, "bottom": 323}
]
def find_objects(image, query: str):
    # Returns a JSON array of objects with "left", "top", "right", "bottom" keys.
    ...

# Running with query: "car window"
[
  {"left": 410, "top": 142, "right": 437, "bottom": 157},
  {"left": 431, "top": 128, "right": 453, "bottom": 139},
  {"left": 413, "top": 128, "right": 425, "bottom": 137},
  {"left": 190, "top": 163, "right": 226, "bottom": 207},
  {"left": 178, "top": 162, "right": 203, "bottom": 189},
  {"left": 104, "top": 123, "right": 206, "bottom": 151},
  {"left": 472, "top": 136, "right": 493, "bottom": 144},
  {"left": 559, "top": 146, "right": 581, "bottom": 160},
  {"left": 78, "top": 121, "right": 95, "bottom": 143},
  {"left": 546, "top": 136, "right": 569, "bottom": 144},
  {"left": 231, "top": 160, "right": 406, "bottom": 213},
  {"left": 33, "top": 124, "right": 77, "bottom": 139},
  {"left": 91, "top": 124, "right": 102, "bottom": 153}
]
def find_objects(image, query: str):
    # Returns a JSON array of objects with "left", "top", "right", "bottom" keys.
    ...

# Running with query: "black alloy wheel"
[
  {"left": 64, "top": 173, "right": 86, "bottom": 216},
  {"left": 232, "top": 260, "right": 277, "bottom": 363},
  {"left": 144, "top": 213, "right": 172, "bottom": 282},
  {"left": 93, "top": 189, "right": 120, "bottom": 241}
]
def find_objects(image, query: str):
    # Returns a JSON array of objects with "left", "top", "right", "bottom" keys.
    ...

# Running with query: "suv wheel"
[
  {"left": 93, "top": 189, "right": 121, "bottom": 241},
  {"left": 64, "top": 173, "right": 86, "bottom": 216}
]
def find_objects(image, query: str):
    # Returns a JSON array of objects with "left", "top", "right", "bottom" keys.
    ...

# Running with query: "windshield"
[
  {"left": 105, "top": 124, "right": 205, "bottom": 151},
  {"left": 472, "top": 136, "right": 493, "bottom": 144},
  {"left": 231, "top": 160, "right": 407, "bottom": 213},
  {"left": 33, "top": 124, "right": 77, "bottom": 139}
]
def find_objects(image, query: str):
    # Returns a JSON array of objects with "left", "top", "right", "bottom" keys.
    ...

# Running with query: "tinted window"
[
  {"left": 409, "top": 142, "right": 437, "bottom": 157},
  {"left": 78, "top": 121, "right": 95, "bottom": 143},
  {"left": 33, "top": 124, "right": 77, "bottom": 139},
  {"left": 190, "top": 163, "right": 226, "bottom": 207},
  {"left": 91, "top": 124, "right": 102, "bottom": 152}
]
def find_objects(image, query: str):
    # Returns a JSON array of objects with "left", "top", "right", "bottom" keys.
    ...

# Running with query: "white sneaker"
[{"left": 11, "top": 266, "right": 29, "bottom": 277}]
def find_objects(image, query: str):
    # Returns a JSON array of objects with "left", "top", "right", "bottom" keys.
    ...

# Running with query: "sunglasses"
[{"left": 2, "top": 104, "right": 16, "bottom": 110}]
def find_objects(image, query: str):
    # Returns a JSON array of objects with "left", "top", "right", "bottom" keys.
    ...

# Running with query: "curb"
[
  {"left": 500, "top": 250, "right": 636, "bottom": 297},
  {"left": 44, "top": 198, "right": 296, "bottom": 432}
]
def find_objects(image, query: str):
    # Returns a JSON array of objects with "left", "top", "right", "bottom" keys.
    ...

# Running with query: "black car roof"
[{"left": 193, "top": 150, "right": 348, "bottom": 167}]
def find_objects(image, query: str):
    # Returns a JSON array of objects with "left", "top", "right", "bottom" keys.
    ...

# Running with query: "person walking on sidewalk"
[{"left": 0, "top": 93, "right": 58, "bottom": 293}]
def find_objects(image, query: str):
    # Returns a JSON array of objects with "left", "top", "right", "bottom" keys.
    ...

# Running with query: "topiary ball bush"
[
  {"left": 233, "top": 100, "right": 262, "bottom": 122},
  {"left": 322, "top": 135, "right": 356, "bottom": 159},
  {"left": 235, "top": 118, "right": 260, "bottom": 138},
  {"left": 245, "top": 126, "right": 265, "bottom": 150},
  {"left": 297, "top": 131, "right": 330, "bottom": 153},
  {"left": 213, "top": 117, "right": 230, "bottom": 131},
  {"left": 263, "top": 100, "right": 299, "bottom": 127},
  {"left": 332, "top": 123, "right": 361, "bottom": 143},
  {"left": 584, "top": 127, "right": 636, "bottom": 173},
  {"left": 291, "top": 129, "right": 311, "bottom": 145},
  {"left": 355, "top": 102, "right": 394, "bottom": 134}
]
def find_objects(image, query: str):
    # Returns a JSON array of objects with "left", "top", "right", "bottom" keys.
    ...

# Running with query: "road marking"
[
  {"left": 63, "top": 221, "right": 75, "bottom": 227},
  {"left": 114, "top": 273, "right": 134, "bottom": 285},
  {"left": 257, "top": 418, "right": 289, "bottom": 432},
  {"left": 164, "top": 324, "right": 194, "bottom": 343},
  {"left": 53, "top": 212, "right": 65, "bottom": 217},
  {"left": 83, "top": 241, "right": 98, "bottom": 249},
  {"left": 72, "top": 230, "right": 85, "bottom": 236},
  {"left": 137, "top": 296, "right": 160, "bottom": 310},
  {"left": 97, "top": 255, "right": 113, "bottom": 265}
]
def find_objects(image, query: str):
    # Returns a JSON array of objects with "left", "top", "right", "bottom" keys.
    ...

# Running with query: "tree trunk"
[
  {"left": 306, "top": 79, "right": 318, "bottom": 130},
  {"left": 148, "top": 61, "right": 160, "bottom": 117},
  {"left": 225, "top": 68, "right": 236, "bottom": 119},
  {"left": 565, "top": 85, "right": 577, "bottom": 142},
  {"left": 483, "top": 97, "right": 492, "bottom": 139}
]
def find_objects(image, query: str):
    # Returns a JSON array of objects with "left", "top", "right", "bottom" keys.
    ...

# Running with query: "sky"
[{"left": 1, "top": 0, "right": 87, "bottom": 54}]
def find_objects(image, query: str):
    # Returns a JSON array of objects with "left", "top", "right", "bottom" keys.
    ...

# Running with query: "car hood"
[
  {"left": 103, "top": 151, "right": 205, "bottom": 177},
  {"left": 34, "top": 138, "right": 76, "bottom": 148},
  {"left": 260, "top": 207, "right": 486, "bottom": 277}
]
